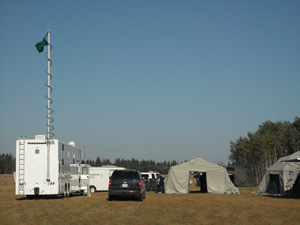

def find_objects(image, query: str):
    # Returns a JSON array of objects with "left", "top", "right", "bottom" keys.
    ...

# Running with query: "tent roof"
[
  {"left": 171, "top": 157, "right": 223, "bottom": 172},
  {"left": 267, "top": 151, "right": 300, "bottom": 172},
  {"left": 281, "top": 158, "right": 300, "bottom": 162}
]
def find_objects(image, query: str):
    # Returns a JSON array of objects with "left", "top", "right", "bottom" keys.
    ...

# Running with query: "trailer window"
[
  {"left": 35, "top": 149, "right": 39, "bottom": 154},
  {"left": 62, "top": 159, "right": 64, "bottom": 166},
  {"left": 62, "top": 144, "right": 64, "bottom": 151}
]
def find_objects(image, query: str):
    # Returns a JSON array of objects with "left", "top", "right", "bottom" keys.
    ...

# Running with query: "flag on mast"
[{"left": 35, "top": 36, "right": 48, "bottom": 53}]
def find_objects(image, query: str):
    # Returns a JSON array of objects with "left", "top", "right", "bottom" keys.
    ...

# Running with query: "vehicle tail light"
[
  {"left": 109, "top": 179, "right": 112, "bottom": 189},
  {"left": 139, "top": 180, "right": 142, "bottom": 189}
]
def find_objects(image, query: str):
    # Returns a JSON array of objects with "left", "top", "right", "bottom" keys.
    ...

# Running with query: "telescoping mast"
[{"left": 16, "top": 31, "right": 84, "bottom": 198}]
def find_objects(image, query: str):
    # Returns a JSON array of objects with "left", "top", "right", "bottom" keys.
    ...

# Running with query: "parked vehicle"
[
  {"left": 89, "top": 166, "right": 125, "bottom": 193},
  {"left": 16, "top": 135, "right": 82, "bottom": 198},
  {"left": 141, "top": 171, "right": 159, "bottom": 191},
  {"left": 70, "top": 164, "right": 90, "bottom": 194},
  {"left": 108, "top": 169, "right": 146, "bottom": 201}
]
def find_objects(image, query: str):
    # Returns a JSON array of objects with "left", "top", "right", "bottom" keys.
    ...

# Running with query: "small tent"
[
  {"left": 256, "top": 151, "right": 300, "bottom": 197},
  {"left": 226, "top": 165, "right": 257, "bottom": 187},
  {"left": 165, "top": 157, "right": 239, "bottom": 194}
]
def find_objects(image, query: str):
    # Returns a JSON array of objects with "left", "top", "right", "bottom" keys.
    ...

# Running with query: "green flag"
[{"left": 35, "top": 37, "right": 48, "bottom": 53}]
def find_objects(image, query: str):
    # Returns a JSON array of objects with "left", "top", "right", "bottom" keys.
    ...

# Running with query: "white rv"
[
  {"left": 16, "top": 135, "right": 82, "bottom": 198},
  {"left": 89, "top": 166, "right": 125, "bottom": 193}
]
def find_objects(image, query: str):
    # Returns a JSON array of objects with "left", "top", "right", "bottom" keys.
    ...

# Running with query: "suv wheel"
[
  {"left": 108, "top": 195, "right": 114, "bottom": 201},
  {"left": 138, "top": 194, "right": 143, "bottom": 202}
]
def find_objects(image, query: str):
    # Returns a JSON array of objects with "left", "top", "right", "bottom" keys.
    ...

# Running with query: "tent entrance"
[
  {"left": 292, "top": 175, "right": 300, "bottom": 198},
  {"left": 190, "top": 172, "right": 207, "bottom": 193},
  {"left": 229, "top": 174, "right": 235, "bottom": 185},
  {"left": 267, "top": 174, "right": 280, "bottom": 194}
]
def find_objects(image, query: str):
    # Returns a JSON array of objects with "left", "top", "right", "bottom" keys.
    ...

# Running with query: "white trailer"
[
  {"left": 16, "top": 135, "right": 82, "bottom": 198},
  {"left": 70, "top": 164, "right": 90, "bottom": 194},
  {"left": 89, "top": 166, "right": 125, "bottom": 193}
]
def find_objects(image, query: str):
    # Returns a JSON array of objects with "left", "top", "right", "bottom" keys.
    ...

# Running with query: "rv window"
[
  {"left": 35, "top": 149, "right": 39, "bottom": 154},
  {"left": 62, "top": 159, "right": 64, "bottom": 166}
]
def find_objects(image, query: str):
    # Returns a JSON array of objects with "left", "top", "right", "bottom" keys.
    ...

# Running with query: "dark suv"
[{"left": 108, "top": 169, "right": 146, "bottom": 201}]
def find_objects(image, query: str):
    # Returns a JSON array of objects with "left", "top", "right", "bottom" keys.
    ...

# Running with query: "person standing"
[{"left": 156, "top": 174, "right": 165, "bottom": 193}]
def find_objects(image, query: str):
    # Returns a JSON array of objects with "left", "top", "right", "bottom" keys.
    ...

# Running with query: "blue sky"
[{"left": 0, "top": 0, "right": 299, "bottom": 164}]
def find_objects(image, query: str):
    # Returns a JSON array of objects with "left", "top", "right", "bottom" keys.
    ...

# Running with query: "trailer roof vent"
[
  {"left": 35, "top": 135, "right": 46, "bottom": 140},
  {"left": 68, "top": 141, "right": 75, "bottom": 147}
]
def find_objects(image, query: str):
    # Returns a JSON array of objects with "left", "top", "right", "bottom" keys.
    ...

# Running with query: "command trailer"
[
  {"left": 89, "top": 166, "right": 125, "bottom": 193},
  {"left": 16, "top": 135, "right": 82, "bottom": 198}
]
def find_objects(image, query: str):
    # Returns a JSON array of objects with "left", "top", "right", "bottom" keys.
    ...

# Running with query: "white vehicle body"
[
  {"left": 16, "top": 136, "right": 82, "bottom": 197},
  {"left": 141, "top": 172, "right": 159, "bottom": 180},
  {"left": 89, "top": 166, "right": 125, "bottom": 192},
  {"left": 70, "top": 164, "right": 90, "bottom": 194}
]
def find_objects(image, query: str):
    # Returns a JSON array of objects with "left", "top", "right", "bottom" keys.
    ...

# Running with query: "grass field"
[{"left": 1, "top": 174, "right": 299, "bottom": 225}]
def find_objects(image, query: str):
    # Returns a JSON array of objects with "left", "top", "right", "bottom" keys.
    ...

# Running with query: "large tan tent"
[
  {"left": 165, "top": 157, "right": 239, "bottom": 194},
  {"left": 256, "top": 151, "right": 300, "bottom": 197}
]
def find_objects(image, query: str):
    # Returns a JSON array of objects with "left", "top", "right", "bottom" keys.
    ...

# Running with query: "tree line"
[
  {"left": 0, "top": 155, "right": 178, "bottom": 174},
  {"left": 83, "top": 157, "right": 178, "bottom": 174},
  {"left": 229, "top": 116, "right": 300, "bottom": 181},
  {"left": 0, "top": 153, "right": 15, "bottom": 174},
  {"left": 3, "top": 116, "right": 299, "bottom": 178}
]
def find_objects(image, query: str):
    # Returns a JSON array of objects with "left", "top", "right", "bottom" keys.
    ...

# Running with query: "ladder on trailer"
[{"left": 18, "top": 137, "right": 25, "bottom": 195}]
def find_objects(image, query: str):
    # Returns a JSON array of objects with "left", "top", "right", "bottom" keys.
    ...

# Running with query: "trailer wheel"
[{"left": 90, "top": 186, "right": 96, "bottom": 193}]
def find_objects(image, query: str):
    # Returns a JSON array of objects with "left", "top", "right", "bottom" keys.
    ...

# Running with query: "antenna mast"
[{"left": 46, "top": 30, "right": 53, "bottom": 181}]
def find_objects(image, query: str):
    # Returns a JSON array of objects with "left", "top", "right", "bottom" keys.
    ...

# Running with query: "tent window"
[{"left": 267, "top": 174, "right": 280, "bottom": 194}]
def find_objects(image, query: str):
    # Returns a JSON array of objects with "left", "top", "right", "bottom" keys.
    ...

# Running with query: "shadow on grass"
[
  {"left": 189, "top": 191, "right": 208, "bottom": 194},
  {"left": 16, "top": 193, "right": 86, "bottom": 201},
  {"left": 263, "top": 194, "right": 300, "bottom": 199},
  {"left": 107, "top": 197, "right": 143, "bottom": 202}
]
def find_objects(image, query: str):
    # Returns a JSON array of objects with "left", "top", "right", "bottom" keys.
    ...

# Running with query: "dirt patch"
[{"left": 0, "top": 174, "right": 15, "bottom": 185}]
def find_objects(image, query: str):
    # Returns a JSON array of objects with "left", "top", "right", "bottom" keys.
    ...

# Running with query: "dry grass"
[
  {"left": 1, "top": 175, "right": 299, "bottom": 225},
  {"left": 0, "top": 174, "right": 15, "bottom": 185}
]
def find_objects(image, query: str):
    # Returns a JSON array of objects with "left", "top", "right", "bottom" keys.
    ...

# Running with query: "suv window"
[{"left": 111, "top": 170, "right": 140, "bottom": 180}]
